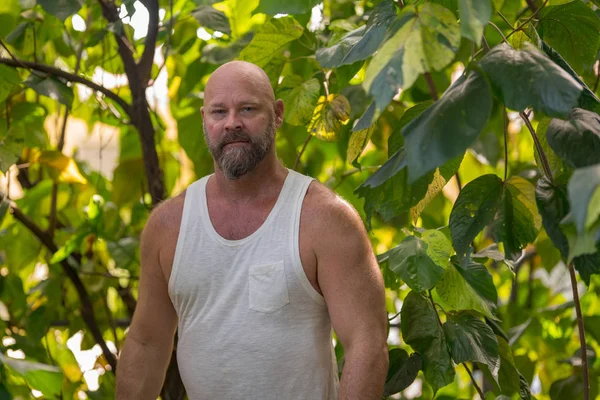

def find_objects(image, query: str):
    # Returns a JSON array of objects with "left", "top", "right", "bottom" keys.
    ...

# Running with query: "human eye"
[
  {"left": 242, "top": 106, "right": 256, "bottom": 112},
  {"left": 211, "top": 109, "right": 226, "bottom": 116}
]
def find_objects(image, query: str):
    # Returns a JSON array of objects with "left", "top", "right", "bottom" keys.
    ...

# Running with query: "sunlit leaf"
[
  {"left": 192, "top": 5, "right": 231, "bottom": 36},
  {"left": 363, "top": 3, "right": 460, "bottom": 112},
  {"left": 238, "top": 16, "right": 304, "bottom": 67},
  {"left": 279, "top": 77, "right": 321, "bottom": 126},
  {"left": 38, "top": 151, "right": 88, "bottom": 184},
  {"left": 0, "top": 353, "right": 62, "bottom": 397},
  {"left": 401, "top": 291, "right": 455, "bottom": 393},
  {"left": 346, "top": 126, "right": 374, "bottom": 165},
  {"left": 254, "top": 0, "right": 321, "bottom": 16},
  {"left": 307, "top": 94, "right": 350, "bottom": 141},
  {"left": 0, "top": 65, "right": 20, "bottom": 103}
]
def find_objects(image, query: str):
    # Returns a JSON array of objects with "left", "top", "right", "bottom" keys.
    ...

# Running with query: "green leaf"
[
  {"left": 0, "top": 197, "right": 8, "bottom": 226},
  {"left": 547, "top": 108, "right": 600, "bottom": 169},
  {"left": 23, "top": 75, "right": 74, "bottom": 108},
  {"left": 455, "top": 259, "right": 497, "bottom": 304},
  {"left": 363, "top": 3, "right": 460, "bottom": 112},
  {"left": 254, "top": 0, "right": 321, "bottom": 16},
  {"left": 0, "top": 65, "right": 20, "bottom": 103},
  {"left": 550, "top": 373, "right": 599, "bottom": 400},
  {"left": 383, "top": 349, "right": 422, "bottom": 397},
  {"left": 450, "top": 174, "right": 504, "bottom": 257},
  {"left": 538, "top": 0, "right": 600, "bottom": 76},
  {"left": 443, "top": 312, "right": 500, "bottom": 381},
  {"left": 400, "top": 291, "right": 455, "bottom": 393},
  {"left": 316, "top": 1, "right": 396, "bottom": 68},
  {"left": 567, "top": 163, "right": 600, "bottom": 234},
  {"left": 112, "top": 158, "right": 145, "bottom": 206},
  {"left": 239, "top": 17, "right": 304, "bottom": 67},
  {"left": 37, "top": 0, "right": 82, "bottom": 22},
  {"left": 388, "top": 236, "right": 445, "bottom": 292},
  {"left": 535, "top": 177, "right": 569, "bottom": 259},
  {"left": 436, "top": 263, "right": 495, "bottom": 319},
  {"left": 459, "top": 0, "right": 492, "bottom": 46},
  {"left": 0, "top": 353, "right": 62, "bottom": 397},
  {"left": 534, "top": 116, "right": 568, "bottom": 180},
  {"left": 279, "top": 77, "right": 321, "bottom": 126},
  {"left": 346, "top": 126, "right": 374, "bottom": 165},
  {"left": 402, "top": 71, "right": 493, "bottom": 183},
  {"left": 421, "top": 229, "right": 453, "bottom": 268},
  {"left": 496, "top": 336, "right": 521, "bottom": 395},
  {"left": 50, "top": 229, "right": 89, "bottom": 264},
  {"left": 478, "top": 42, "right": 583, "bottom": 118},
  {"left": 0, "top": 126, "right": 25, "bottom": 173},
  {"left": 542, "top": 41, "right": 600, "bottom": 115},
  {"left": 573, "top": 250, "right": 600, "bottom": 286},
  {"left": 388, "top": 101, "right": 432, "bottom": 156},
  {"left": 192, "top": 5, "right": 231, "bottom": 36},
  {"left": 493, "top": 176, "right": 542, "bottom": 259}
]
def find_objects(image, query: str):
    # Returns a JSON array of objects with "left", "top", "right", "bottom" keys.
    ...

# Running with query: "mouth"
[{"left": 223, "top": 141, "right": 249, "bottom": 147}]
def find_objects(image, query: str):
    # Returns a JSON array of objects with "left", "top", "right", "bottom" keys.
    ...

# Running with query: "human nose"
[{"left": 224, "top": 110, "right": 242, "bottom": 131}]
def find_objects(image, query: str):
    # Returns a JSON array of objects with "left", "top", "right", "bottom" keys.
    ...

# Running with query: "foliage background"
[{"left": 0, "top": 0, "right": 600, "bottom": 398}]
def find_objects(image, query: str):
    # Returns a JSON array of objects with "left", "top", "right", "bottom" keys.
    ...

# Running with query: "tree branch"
[
  {"left": 294, "top": 134, "right": 313, "bottom": 170},
  {"left": 424, "top": 72, "right": 439, "bottom": 101},
  {"left": 463, "top": 363, "right": 485, "bottom": 399},
  {"left": 569, "top": 262, "right": 590, "bottom": 400},
  {"left": 525, "top": 0, "right": 538, "bottom": 13},
  {"left": 0, "top": 57, "right": 131, "bottom": 116},
  {"left": 506, "top": 1, "right": 548, "bottom": 40},
  {"left": 137, "top": 0, "right": 159, "bottom": 87},
  {"left": 6, "top": 200, "right": 118, "bottom": 373},
  {"left": 503, "top": 108, "right": 508, "bottom": 181}
]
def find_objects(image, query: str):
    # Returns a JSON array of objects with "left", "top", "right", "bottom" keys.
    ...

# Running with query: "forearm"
[
  {"left": 115, "top": 335, "right": 173, "bottom": 400},
  {"left": 338, "top": 341, "right": 388, "bottom": 400}
]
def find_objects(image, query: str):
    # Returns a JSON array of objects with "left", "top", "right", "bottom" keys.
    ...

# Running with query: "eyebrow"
[{"left": 207, "top": 100, "right": 262, "bottom": 109}]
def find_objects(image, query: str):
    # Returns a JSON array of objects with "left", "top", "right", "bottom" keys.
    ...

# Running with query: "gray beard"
[{"left": 204, "top": 118, "right": 276, "bottom": 180}]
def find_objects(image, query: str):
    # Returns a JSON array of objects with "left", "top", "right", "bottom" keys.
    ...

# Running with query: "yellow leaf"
[
  {"left": 347, "top": 126, "right": 374, "bottom": 164},
  {"left": 411, "top": 168, "right": 448, "bottom": 223},
  {"left": 38, "top": 151, "right": 87, "bottom": 184},
  {"left": 307, "top": 94, "right": 351, "bottom": 142}
]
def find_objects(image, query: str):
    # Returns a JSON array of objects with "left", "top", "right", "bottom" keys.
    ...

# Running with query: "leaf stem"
[
  {"left": 294, "top": 134, "right": 313, "bottom": 170},
  {"left": 568, "top": 262, "right": 590, "bottom": 400},
  {"left": 497, "top": 11, "right": 513, "bottom": 29},
  {"left": 488, "top": 21, "right": 509, "bottom": 44},
  {"left": 463, "top": 363, "right": 485, "bottom": 399},
  {"left": 520, "top": 111, "right": 554, "bottom": 184},
  {"left": 503, "top": 107, "right": 508, "bottom": 181},
  {"left": 505, "top": 0, "right": 548, "bottom": 40},
  {"left": 428, "top": 290, "right": 443, "bottom": 328},
  {"left": 424, "top": 72, "right": 439, "bottom": 101}
]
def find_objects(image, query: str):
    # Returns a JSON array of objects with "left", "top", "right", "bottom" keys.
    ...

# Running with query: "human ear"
[{"left": 274, "top": 99, "right": 284, "bottom": 128}]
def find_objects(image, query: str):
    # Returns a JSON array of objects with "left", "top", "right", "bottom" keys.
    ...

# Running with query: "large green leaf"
[
  {"left": 542, "top": 41, "right": 600, "bottom": 115},
  {"left": 363, "top": 3, "right": 460, "bottom": 112},
  {"left": 23, "top": 75, "right": 73, "bottom": 108},
  {"left": 455, "top": 259, "right": 497, "bottom": 304},
  {"left": 0, "top": 353, "right": 62, "bottom": 397},
  {"left": 192, "top": 5, "right": 231, "bottom": 36},
  {"left": 493, "top": 176, "right": 542, "bottom": 259},
  {"left": 546, "top": 108, "right": 600, "bottom": 169},
  {"left": 538, "top": 0, "right": 600, "bottom": 76},
  {"left": 443, "top": 312, "right": 500, "bottom": 381},
  {"left": 400, "top": 291, "right": 455, "bottom": 393},
  {"left": 402, "top": 71, "right": 493, "bottom": 183},
  {"left": 421, "top": 229, "right": 453, "bottom": 268},
  {"left": 574, "top": 250, "right": 600, "bottom": 286},
  {"left": 435, "top": 263, "right": 495, "bottom": 319},
  {"left": 37, "top": 0, "right": 82, "bottom": 22},
  {"left": 279, "top": 77, "right": 321, "bottom": 126},
  {"left": 567, "top": 163, "right": 600, "bottom": 234},
  {"left": 388, "top": 101, "right": 432, "bottom": 156},
  {"left": 535, "top": 177, "right": 570, "bottom": 259},
  {"left": 478, "top": 43, "right": 583, "bottom": 118},
  {"left": 316, "top": 1, "right": 396, "bottom": 68},
  {"left": 388, "top": 236, "right": 445, "bottom": 292},
  {"left": 496, "top": 336, "right": 521, "bottom": 395},
  {"left": 450, "top": 174, "right": 504, "bottom": 257},
  {"left": 459, "top": 0, "right": 492, "bottom": 46},
  {"left": 254, "top": 0, "right": 321, "bottom": 16},
  {"left": 383, "top": 349, "right": 422, "bottom": 397},
  {"left": 239, "top": 17, "right": 304, "bottom": 67}
]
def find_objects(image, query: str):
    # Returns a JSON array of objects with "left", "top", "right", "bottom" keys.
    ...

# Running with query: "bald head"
[{"left": 205, "top": 61, "right": 275, "bottom": 104}]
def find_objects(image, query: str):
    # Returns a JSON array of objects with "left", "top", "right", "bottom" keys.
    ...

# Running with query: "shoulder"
[
  {"left": 302, "top": 180, "right": 367, "bottom": 239},
  {"left": 141, "top": 190, "right": 187, "bottom": 251}
]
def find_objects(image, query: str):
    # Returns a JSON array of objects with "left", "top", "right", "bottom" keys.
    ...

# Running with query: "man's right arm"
[{"left": 115, "top": 205, "right": 179, "bottom": 399}]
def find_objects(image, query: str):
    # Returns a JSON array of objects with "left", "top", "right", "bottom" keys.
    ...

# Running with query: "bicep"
[{"left": 316, "top": 206, "right": 387, "bottom": 348}]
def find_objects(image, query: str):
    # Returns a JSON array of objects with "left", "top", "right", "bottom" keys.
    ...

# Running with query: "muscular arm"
[
  {"left": 306, "top": 185, "right": 388, "bottom": 400},
  {"left": 115, "top": 204, "right": 179, "bottom": 400}
]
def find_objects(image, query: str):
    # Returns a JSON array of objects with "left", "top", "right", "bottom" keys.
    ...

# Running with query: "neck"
[{"left": 211, "top": 152, "right": 288, "bottom": 202}]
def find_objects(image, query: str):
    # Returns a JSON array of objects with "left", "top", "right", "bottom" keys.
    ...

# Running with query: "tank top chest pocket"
[{"left": 248, "top": 261, "right": 289, "bottom": 313}]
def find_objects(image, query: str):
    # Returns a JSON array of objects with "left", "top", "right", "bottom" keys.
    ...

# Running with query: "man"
[{"left": 115, "top": 61, "right": 388, "bottom": 399}]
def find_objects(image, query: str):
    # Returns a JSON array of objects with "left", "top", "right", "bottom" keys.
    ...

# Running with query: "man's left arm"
[{"left": 312, "top": 193, "right": 389, "bottom": 400}]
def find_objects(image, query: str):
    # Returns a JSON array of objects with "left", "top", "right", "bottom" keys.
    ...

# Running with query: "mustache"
[{"left": 218, "top": 131, "right": 252, "bottom": 151}]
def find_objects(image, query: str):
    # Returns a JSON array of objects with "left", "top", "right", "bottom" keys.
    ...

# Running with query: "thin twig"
[
  {"left": 463, "top": 363, "right": 485, "bottom": 399},
  {"left": 503, "top": 107, "right": 508, "bottom": 181},
  {"left": 497, "top": 12, "right": 513, "bottom": 29},
  {"left": 569, "top": 262, "right": 590, "bottom": 400},
  {"left": 294, "top": 134, "right": 313, "bottom": 170},
  {"left": 520, "top": 111, "right": 554, "bottom": 183},
  {"left": 424, "top": 72, "right": 438, "bottom": 101},
  {"left": 506, "top": 0, "right": 549, "bottom": 40},
  {"left": 488, "top": 21, "right": 509, "bottom": 44}
]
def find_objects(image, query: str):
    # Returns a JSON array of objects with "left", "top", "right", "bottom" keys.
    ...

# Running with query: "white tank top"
[{"left": 168, "top": 169, "right": 339, "bottom": 400}]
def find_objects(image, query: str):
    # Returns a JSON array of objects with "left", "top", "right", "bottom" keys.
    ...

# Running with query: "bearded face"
[{"left": 204, "top": 113, "right": 276, "bottom": 180}]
